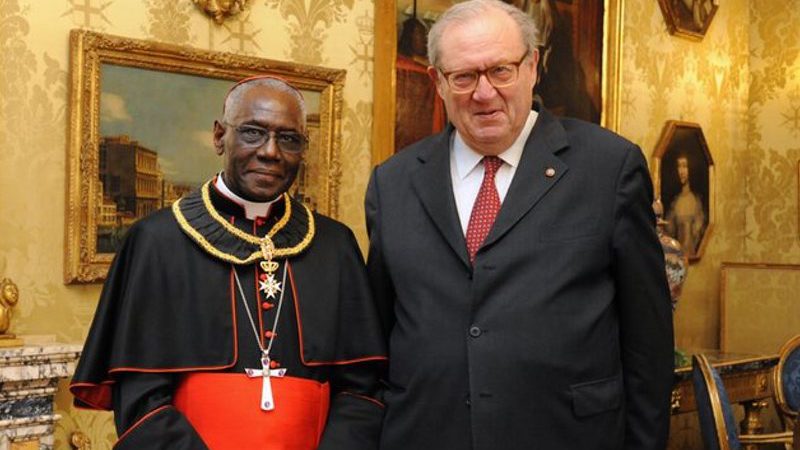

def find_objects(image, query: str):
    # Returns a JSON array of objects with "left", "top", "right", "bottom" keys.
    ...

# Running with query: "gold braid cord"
[
  {"left": 201, "top": 182, "right": 292, "bottom": 244},
  {"left": 172, "top": 181, "right": 315, "bottom": 265}
]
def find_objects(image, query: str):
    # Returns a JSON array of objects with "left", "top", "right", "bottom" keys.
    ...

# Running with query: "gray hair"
[
  {"left": 222, "top": 77, "right": 307, "bottom": 130},
  {"left": 427, "top": 0, "right": 538, "bottom": 68}
]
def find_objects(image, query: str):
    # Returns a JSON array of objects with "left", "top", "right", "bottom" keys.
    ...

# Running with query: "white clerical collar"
[
  {"left": 214, "top": 173, "right": 274, "bottom": 220},
  {"left": 453, "top": 110, "right": 538, "bottom": 180}
]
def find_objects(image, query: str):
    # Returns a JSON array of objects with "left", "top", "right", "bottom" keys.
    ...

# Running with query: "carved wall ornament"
[{"left": 192, "top": 0, "right": 250, "bottom": 24}]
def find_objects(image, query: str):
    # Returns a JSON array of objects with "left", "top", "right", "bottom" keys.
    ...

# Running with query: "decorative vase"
[
  {"left": 653, "top": 199, "right": 688, "bottom": 311},
  {"left": 653, "top": 198, "right": 689, "bottom": 368}
]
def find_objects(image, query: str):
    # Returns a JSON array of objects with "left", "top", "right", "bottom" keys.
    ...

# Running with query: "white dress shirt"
[
  {"left": 214, "top": 173, "right": 275, "bottom": 220},
  {"left": 450, "top": 110, "right": 538, "bottom": 235}
]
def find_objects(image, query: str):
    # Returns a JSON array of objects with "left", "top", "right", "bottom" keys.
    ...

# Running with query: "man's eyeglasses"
[
  {"left": 224, "top": 122, "right": 308, "bottom": 154},
  {"left": 438, "top": 51, "right": 530, "bottom": 94}
]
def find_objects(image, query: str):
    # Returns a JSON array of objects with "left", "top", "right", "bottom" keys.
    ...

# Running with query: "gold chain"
[
  {"left": 201, "top": 181, "right": 291, "bottom": 244},
  {"left": 172, "top": 183, "right": 315, "bottom": 264}
]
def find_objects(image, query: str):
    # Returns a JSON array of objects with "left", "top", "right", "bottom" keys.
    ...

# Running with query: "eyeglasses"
[
  {"left": 224, "top": 122, "right": 308, "bottom": 154},
  {"left": 438, "top": 51, "right": 530, "bottom": 94}
]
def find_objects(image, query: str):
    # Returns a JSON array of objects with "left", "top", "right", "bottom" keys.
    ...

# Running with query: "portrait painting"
[
  {"left": 65, "top": 30, "right": 345, "bottom": 283},
  {"left": 657, "top": 0, "right": 719, "bottom": 41},
  {"left": 652, "top": 121, "right": 715, "bottom": 262},
  {"left": 518, "top": 0, "right": 604, "bottom": 123},
  {"left": 372, "top": 0, "right": 623, "bottom": 163}
]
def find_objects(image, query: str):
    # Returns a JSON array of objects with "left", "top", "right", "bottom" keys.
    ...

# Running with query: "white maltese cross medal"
[{"left": 259, "top": 272, "right": 282, "bottom": 299}]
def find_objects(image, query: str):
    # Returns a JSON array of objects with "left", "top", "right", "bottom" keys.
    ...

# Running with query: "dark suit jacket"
[{"left": 365, "top": 107, "right": 674, "bottom": 450}]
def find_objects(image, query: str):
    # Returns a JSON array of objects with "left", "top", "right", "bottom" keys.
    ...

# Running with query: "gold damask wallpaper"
[
  {"left": 624, "top": 0, "right": 800, "bottom": 351},
  {"left": 623, "top": 2, "right": 800, "bottom": 447},
  {"left": 623, "top": 0, "right": 752, "bottom": 353},
  {"left": 746, "top": 0, "right": 800, "bottom": 262},
  {"left": 1, "top": 0, "right": 799, "bottom": 448},
  {"left": 0, "top": 0, "right": 374, "bottom": 447}
]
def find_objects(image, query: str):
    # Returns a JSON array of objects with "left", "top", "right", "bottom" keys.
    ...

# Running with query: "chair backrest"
[
  {"left": 775, "top": 334, "right": 800, "bottom": 418},
  {"left": 692, "top": 353, "right": 741, "bottom": 450}
]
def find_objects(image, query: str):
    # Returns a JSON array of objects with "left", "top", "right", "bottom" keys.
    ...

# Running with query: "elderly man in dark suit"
[{"left": 365, "top": 1, "right": 674, "bottom": 449}]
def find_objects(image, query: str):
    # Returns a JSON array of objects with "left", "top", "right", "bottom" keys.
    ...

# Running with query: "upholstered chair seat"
[{"left": 774, "top": 335, "right": 800, "bottom": 450}]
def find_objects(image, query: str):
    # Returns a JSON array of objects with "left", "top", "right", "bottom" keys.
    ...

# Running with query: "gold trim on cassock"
[{"left": 172, "top": 181, "right": 315, "bottom": 265}]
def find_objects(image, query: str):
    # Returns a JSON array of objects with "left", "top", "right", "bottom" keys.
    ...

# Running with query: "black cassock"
[{"left": 71, "top": 179, "right": 387, "bottom": 450}]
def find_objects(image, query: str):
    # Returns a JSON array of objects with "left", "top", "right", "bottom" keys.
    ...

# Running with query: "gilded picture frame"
[
  {"left": 651, "top": 120, "right": 715, "bottom": 262},
  {"left": 64, "top": 30, "right": 345, "bottom": 284},
  {"left": 371, "top": 0, "right": 624, "bottom": 165},
  {"left": 657, "top": 0, "right": 719, "bottom": 41}
]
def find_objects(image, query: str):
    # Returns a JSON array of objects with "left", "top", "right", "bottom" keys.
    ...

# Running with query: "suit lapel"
[
  {"left": 482, "top": 109, "right": 570, "bottom": 250},
  {"left": 410, "top": 128, "right": 471, "bottom": 269}
]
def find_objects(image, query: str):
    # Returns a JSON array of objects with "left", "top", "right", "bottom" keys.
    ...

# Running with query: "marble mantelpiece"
[{"left": 0, "top": 339, "right": 81, "bottom": 450}]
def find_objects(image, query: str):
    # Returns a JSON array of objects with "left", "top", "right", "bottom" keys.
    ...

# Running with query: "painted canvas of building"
[{"left": 99, "top": 135, "right": 161, "bottom": 219}]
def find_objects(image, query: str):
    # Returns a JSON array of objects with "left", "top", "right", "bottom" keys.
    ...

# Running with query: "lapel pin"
[{"left": 545, "top": 167, "right": 556, "bottom": 178}]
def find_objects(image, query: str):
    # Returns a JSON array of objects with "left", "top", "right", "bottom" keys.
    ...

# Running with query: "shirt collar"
[
  {"left": 214, "top": 173, "right": 275, "bottom": 220},
  {"left": 452, "top": 110, "right": 539, "bottom": 180}
]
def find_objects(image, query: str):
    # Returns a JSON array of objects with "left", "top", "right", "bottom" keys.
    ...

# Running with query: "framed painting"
[
  {"left": 372, "top": 0, "right": 624, "bottom": 164},
  {"left": 64, "top": 30, "right": 345, "bottom": 283},
  {"left": 651, "top": 121, "right": 714, "bottom": 262},
  {"left": 657, "top": 0, "right": 719, "bottom": 41}
]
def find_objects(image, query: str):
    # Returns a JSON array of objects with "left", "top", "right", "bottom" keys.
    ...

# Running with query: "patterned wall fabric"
[
  {"left": 1, "top": 0, "right": 799, "bottom": 448},
  {"left": 0, "top": 0, "right": 374, "bottom": 447},
  {"left": 624, "top": 4, "right": 799, "bottom": 446},
  {"left": 746, "top": 1, "right": 800, "bottom": 262},
  {"left": 622, "top": 0, "right": 752, "bottom": 353}
]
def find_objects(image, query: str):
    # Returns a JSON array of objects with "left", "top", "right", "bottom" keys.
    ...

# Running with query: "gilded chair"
[
  {"left": 774, "top": 335, "right": 800, "bottom": 450},
  {"left": 692, "top": 353, "right": 793, "bottom": 450}
]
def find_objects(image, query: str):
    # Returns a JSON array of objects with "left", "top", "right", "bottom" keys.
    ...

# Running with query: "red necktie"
[{"left": 466, "top": 156, "right": 503, "bottom": 264}]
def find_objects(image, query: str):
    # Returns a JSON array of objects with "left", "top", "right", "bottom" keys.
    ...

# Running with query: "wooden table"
[{"left": 671, "top": 350, "right": 778, "bottom": 448}]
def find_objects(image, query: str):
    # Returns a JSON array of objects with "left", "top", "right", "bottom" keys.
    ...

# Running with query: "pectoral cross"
[{"left": 245, "top": 355, "right": 286, "bottom": 411}]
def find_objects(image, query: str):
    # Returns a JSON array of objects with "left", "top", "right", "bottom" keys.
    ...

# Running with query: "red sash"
[{"left": 174, "top": 373, "right": 330, "bottom": 450}]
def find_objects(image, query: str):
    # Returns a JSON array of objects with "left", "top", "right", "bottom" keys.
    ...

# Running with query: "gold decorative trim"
[
  {"left": 693, "top": 354, "right": 733, "bottom": 450},
  {"left": 200, "top": 182, "right": 291, "bottom": 244},
  {"left": 601, "top": 0, "right": 624, "bottom": 133},
  {"left": 371, "top": 1, "right": 397, "bottom": 166},
  {"left": 370, "top": 0, "right": 624, "bottom": 165},
  {"left": 673, "top": 353, "right": 780, "bottom": 375},
  {"left": 773, "top": 334, "right": 800, "bottom": 419},
  {"left": 64, "top": 30, "right": 345, "bottom": 283},
  {"left": 171, "top": 189, "right": 315, "bottom": 265}
]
